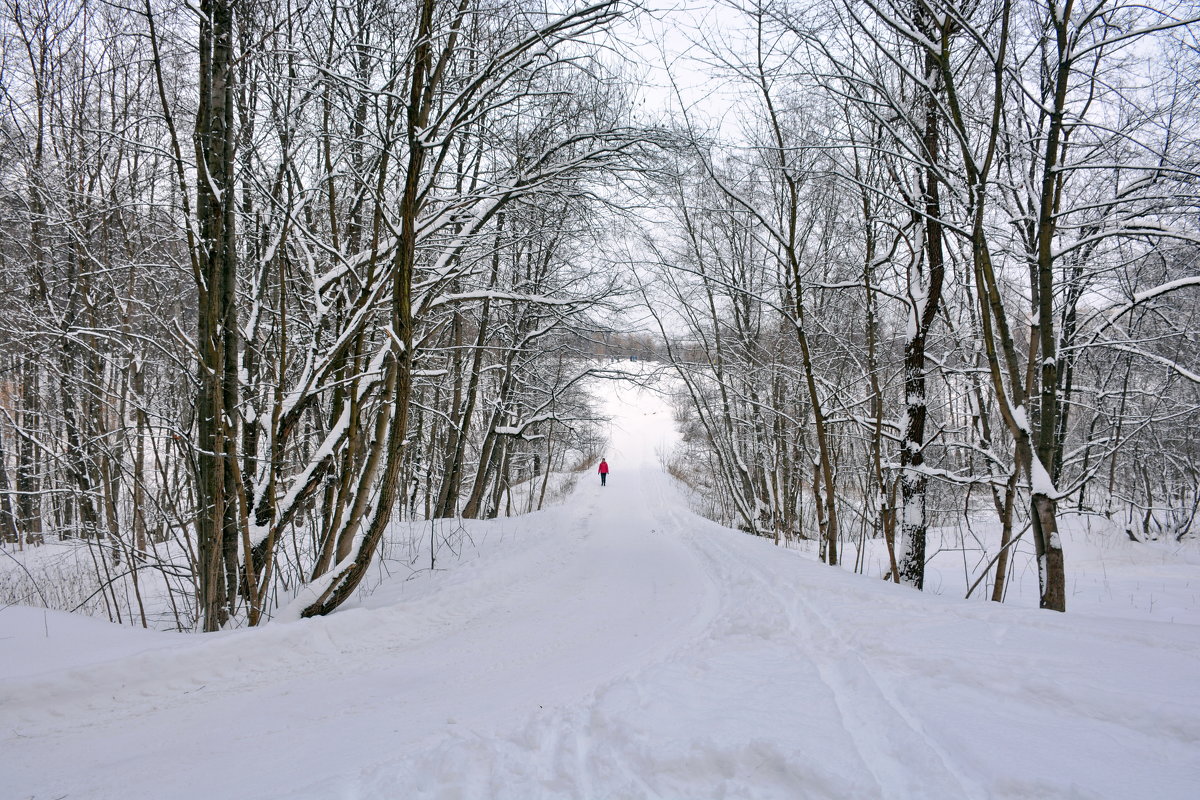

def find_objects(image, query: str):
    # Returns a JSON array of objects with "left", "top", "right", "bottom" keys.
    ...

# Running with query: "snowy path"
[{"left": 3, "top": 372, "right": 1200, "bottom": 799}]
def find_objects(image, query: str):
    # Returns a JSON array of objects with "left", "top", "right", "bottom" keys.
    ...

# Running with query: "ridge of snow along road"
[{"left": 2, "top": 363, "right": 1199, "bottom": 799}]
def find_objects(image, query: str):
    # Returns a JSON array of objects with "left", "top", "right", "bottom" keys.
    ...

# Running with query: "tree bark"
[{"left": 194, "top": 0, "right": 242, "bottom": 631}]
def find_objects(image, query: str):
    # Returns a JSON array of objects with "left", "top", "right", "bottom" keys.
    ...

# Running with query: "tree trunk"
[
  {"left": 897, "top": 4, "right": 946, "bottom": 590},
  {"left": 194, "top": 0, "right": 241, "bottom": 631},
  {"left": 0, "top": 425, "right": 19, "bottom": 544}
]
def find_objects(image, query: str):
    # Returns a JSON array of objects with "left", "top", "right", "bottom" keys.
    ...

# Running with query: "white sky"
[{"left": 611, "top": 1, "right": 756, "bottom": 133}]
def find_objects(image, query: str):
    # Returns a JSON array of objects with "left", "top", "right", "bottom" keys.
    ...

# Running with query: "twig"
[{"left": 965, "top": 524, "right": 1030, "bottom": 600}]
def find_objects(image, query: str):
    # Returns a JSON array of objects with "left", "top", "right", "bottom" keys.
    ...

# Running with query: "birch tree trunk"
[{"left": 897, "top": 5, "right": 947, "bottom": 590}]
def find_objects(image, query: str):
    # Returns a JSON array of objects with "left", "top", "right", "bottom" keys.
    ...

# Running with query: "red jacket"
[{"left": 598, "top": 460, "right": 609, "bottom": 474}]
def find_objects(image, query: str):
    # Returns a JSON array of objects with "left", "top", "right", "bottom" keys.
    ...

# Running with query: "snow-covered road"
[{"left": 2, "top": 371, "right": 1199, "bottom": 799}]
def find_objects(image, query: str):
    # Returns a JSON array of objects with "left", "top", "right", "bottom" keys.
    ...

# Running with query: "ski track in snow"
[{"left": 3, "top": 368, "right": 1200, "bottom": 799}]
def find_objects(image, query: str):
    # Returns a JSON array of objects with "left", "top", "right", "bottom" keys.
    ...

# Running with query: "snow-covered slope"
[{"left": 2, "top": 369, "right": 1198, "bottom": 799}]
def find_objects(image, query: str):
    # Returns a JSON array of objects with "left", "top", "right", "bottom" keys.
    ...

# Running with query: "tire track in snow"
[
  {"left": 477, "top": 473, "right": 858, "bottom": 798},
  {"left": 3, "top": 469, "right": 728, "bottom": 800},
  {"left": 676, "top": 509, "right": 986, "bottom": 800},
  {"left": 788, "top": 586, "right": 987, "bottom": 800},
  {"left": 276, "top": 467, "right": 728, "bottom": 799}
]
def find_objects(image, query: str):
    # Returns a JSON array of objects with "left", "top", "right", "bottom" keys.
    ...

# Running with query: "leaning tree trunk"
[{"left": 298, "top": 0, "right": 441, "bottom": 617}]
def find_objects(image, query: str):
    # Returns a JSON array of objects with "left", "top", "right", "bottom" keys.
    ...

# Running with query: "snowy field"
[{"left": 3, "top": 369, "right": 1200, "bottom": 799}]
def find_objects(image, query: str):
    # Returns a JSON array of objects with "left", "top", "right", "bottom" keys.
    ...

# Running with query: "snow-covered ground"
[{"left": 3, "top": 368, "right": 1199, "bottom": 799}]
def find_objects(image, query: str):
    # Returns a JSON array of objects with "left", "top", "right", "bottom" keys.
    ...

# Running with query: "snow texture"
[
  {"left": 2, "top": 371, "right": 1199, "bottom": 799},
  {"left": 1029, "top": 452, "right": 1058, "bottom": 497}
]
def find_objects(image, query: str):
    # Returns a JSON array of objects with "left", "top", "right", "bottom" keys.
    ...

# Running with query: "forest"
[{"left": 1, "top": 0, "right": 1198, "bottom": 631}]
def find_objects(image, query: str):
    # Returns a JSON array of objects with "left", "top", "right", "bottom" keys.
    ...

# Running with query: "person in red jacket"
[{"left": 598, "top": 457, "right": 609, "bottom": 486}]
